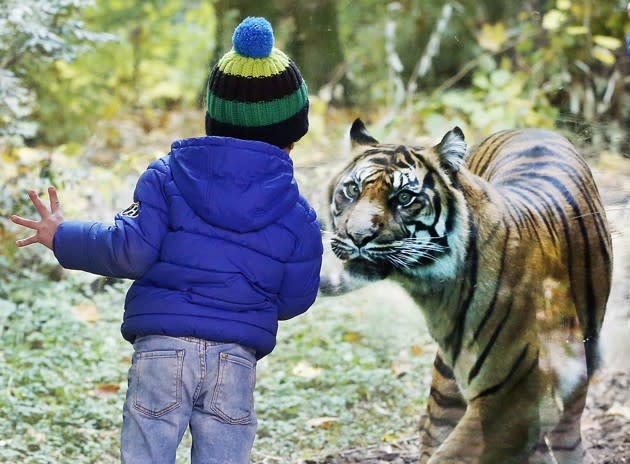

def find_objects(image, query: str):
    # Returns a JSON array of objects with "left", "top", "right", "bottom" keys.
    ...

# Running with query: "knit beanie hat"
[{"left": 206, "top": 17, "right": 309, "bottom": 149}]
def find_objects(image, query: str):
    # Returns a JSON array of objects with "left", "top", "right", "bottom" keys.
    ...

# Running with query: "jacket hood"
[{"left": 169, "top": 136, "right": 298, "bottom": 233}]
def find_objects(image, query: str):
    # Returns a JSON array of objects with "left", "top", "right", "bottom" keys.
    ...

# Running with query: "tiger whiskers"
[
  {"left": 366, "top": 238, "right": 448, "bottom": 269},
  {"left": 327, "top": 233, "right": 449, "bottom": 269},
  {"left": 330, "top": 237, "right": 356, "bottom": 259},
  {"left": 385, "top": 248, "right": 440, "bottom": 268}
]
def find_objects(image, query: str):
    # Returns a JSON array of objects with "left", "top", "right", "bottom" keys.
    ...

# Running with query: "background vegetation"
[{"left": 1, "top": 0, "right": 629, "bottom": 462}]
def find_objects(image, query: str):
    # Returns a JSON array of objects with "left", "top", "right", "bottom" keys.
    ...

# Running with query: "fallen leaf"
[
  {"left": 306, "top": 416, "right": 338, "bottom": 429},
  {"left": 391, "top": 361, "right": 412, "bottom": 377},
  {"left": 291, "top": 360, "right": 323, "bottom": 379},
  {"left": 410, "top": 345, "right": 424, "bottom": 357},
  {"left": 95, "top": 383, "right": 120, "bottom": 395},
  {"left": 606, "top": 403, "right": 630, "bottom": 419},
  {"left": 382, "top": 432, "right": 399, "bottom": 442},
  {"left": 26, "top": 428, "right": 46, "bottom": 442},
  {"left": 343, "top": 331, "right": 362, "bottom": 343},
  {"left": 72, "top": 301, "right": 100, "bottom": 323}
]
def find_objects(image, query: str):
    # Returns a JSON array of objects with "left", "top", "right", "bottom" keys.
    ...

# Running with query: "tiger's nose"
[
  {"left": 348, "top": 230, "right": 377, "bottom": 247},
  {"left": 345, "top": 205, "right": 384, "bottom": 248},
  {"left": 347, "top": 217, "right": 383, "bottom": 247}
]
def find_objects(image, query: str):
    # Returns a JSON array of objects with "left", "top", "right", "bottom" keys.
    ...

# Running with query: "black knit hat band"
[
  {"left": 209, "top": 61, "right": 304, "bottom": 103},
  {"left": 205, "top": 103, "right": 309, "bottom": 149}
]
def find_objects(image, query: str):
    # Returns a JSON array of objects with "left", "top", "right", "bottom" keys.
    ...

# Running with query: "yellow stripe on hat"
[{"left": 218, "top": 49, "right": 291, "bottom": 78}]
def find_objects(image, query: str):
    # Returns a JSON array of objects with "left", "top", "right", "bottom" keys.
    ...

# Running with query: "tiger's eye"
[
  {"left": 344, "top": 182, "right": 360, "bottom": 200},
  {"left": 397, "top": 191, "right": 415, "bottom": 207}
]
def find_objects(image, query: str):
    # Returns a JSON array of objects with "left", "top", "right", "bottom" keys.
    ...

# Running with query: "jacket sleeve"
[
  {"left": 52, "top": 160, "right": 169, "bottom": 279},
  {"left": 277, "top": 198, "right": 323, "bottom": 321}
]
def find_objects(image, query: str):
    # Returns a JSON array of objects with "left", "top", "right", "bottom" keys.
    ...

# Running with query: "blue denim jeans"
[{"left": 121, "top": 335, "right": 257, "bottom": 464}]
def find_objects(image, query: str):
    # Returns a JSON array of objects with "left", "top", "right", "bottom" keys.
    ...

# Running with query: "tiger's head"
[{"left": 328, "top": 119, "right": 471, "bottom": 284}]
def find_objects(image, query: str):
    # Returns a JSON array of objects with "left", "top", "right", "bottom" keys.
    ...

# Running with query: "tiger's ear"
[
  {"left": 435, "top": 127, "right": 466, "bottom": 173},
  {"left": 350, "top": 118, "right": 379, "bottom": 147}
]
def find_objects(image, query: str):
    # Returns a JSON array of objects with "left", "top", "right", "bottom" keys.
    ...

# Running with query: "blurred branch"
[
  {"left": 598, "top": 69, "right": 621, "bottom": 116},
  {"left": 405, "top": 3, "right": 456, "bottom": 101},
  {"left": 317, "top": 62, "right": 349, "bottom": 104},
  {"left": 0, "top": 40, "right": 28, "bottom": 70},
  {"left": 376, "top": 4, "right": 406, "bottom": 129}
]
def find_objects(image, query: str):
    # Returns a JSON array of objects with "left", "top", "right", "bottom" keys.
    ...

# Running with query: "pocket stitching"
[
  {"left": 210, "top": 352, "right": 255, "bottom": 424},
  {"left": 133, "top": 349, "right": 184, "bottom": 418}
]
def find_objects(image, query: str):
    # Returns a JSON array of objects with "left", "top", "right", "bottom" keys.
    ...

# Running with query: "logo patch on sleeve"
[{"left": 121, "top": 201, "right": 140, "bottom": 218}]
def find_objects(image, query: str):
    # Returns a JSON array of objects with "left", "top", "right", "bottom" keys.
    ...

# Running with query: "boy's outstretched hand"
[{"left": 10, "top": 187, "right": 64, "bottom": 251}]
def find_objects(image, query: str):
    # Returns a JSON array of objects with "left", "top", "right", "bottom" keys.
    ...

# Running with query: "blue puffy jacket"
[{"left": 53, "top": 136, "right": 323, "bottom": 358}]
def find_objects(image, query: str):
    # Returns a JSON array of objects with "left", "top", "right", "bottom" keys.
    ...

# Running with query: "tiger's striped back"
[{"left": 467, "top": 129, "right": 612, "bottom": 375}]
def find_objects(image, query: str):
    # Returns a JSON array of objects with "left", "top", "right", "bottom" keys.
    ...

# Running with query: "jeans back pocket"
[
  {"left": 210, "top": 352, "right": 256, "bottom": 424},
  {"left": 133, "top": 349, "right": 184, "bottom": 417}
]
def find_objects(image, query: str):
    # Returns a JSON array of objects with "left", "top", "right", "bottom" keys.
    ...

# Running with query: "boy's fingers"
[
  {"left": 16, "top": 235, "right": 39, "bottom": 247},
  {"left": 48, "top": 187, "right": 61, "bottom": 213},
  {"left": 10, "top": 215, "right": 39, "bottom": 229},
  {"left": 29, "top": 190, "right": 49, "bottom": 218}
]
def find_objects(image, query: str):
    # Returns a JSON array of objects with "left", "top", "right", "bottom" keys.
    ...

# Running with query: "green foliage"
[
  {"left": 0, "top": 272, "right": 433, "bottom": 462},
  {"left": 0, "top": 147, "right": 67, "bottom": 271},
  {"left": 0, "top": 272, "right": 129, "bottom": 463},
  {"left": 5, "top": 0, "right": 628, "bottom": 147},
  {"left": 412, "top": 58, "right": 558, "bottom": 139},
  {"left": 0, "top": 136, "right": 157, "bottom": 275},
  {"left": 0, "top": 0, "right": 112, "bottom": 146},
  {"left": 28, "top": 0, "right": 216, "bottom": 145},
  {"left": 518, "top": 1, "right": 630, "bottom": 146},
  {"left": 333, "top": 0, "right": 628, "bottom": 146}
]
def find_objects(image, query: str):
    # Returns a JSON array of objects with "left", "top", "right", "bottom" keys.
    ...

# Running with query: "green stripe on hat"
[{"left": 207, "top": 82, "right": 308, "bottom": 127}]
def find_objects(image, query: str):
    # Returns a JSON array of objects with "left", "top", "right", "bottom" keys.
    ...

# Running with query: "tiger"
[{"left": 325, "top": 119, "right": 613, "bottom": 463}]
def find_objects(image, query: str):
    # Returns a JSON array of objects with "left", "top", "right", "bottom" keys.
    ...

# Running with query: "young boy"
[{"left": 11, "top": 17, "right": 323, "bottom": 464}]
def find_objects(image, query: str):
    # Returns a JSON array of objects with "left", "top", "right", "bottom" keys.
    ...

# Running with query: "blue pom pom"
[
  {"left": 232, "top": 17, "right": 274, "bottom": 58},
  {"left": 627, "top": 32, "right": 630, "bottom": 59}
]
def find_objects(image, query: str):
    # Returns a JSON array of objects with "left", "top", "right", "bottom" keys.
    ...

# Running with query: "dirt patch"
[
  {"left": 305, "top": 370, "right": 630, "bottom": 464},
  {"left": 584, "top": 369, "right": 630, "bottom": 463}
]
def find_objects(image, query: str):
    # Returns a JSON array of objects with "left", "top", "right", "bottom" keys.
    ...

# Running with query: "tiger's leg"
[
  {"left": 427, "top": 365, "right": 554, "bottom": 464},
  {"left": 547, "top": 381, "right": 591, "bottom": 463},
  {"left": 419, "top": 352, "right": 467, "bottom": 464}
]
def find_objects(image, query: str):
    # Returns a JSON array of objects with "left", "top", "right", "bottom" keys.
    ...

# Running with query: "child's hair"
[{"left": 205, "top": 17, "right": 309, "bottom": 149}]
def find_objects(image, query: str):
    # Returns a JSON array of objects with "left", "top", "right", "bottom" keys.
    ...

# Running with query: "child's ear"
[
  {"left": 350, "top": 118, "right": 379, "bottom": 147},
  {"left": 435, "top": 127, "right": 466, "bottom": 173}
]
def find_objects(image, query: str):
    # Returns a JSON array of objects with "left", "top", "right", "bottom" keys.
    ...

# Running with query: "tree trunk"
[{"left": 283, "top": 0, "right": 346, "bottom": 100}]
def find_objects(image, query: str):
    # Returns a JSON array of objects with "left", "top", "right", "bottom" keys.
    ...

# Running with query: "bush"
[{"left": 0, "top": 0, "right": 112, "bottom": 147}]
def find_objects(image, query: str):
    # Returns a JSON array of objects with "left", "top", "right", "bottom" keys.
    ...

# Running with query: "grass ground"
[{"left": 0, "top": 271, "right": 435, "bottom": 463}]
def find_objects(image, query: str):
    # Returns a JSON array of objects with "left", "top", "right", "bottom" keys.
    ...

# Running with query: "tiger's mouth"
[
  {"left": 330, "top": 234, "right": 449, "bottom": 277},
  {"left": 344, "top": 257, "right": 393, "bottom": 280}
]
